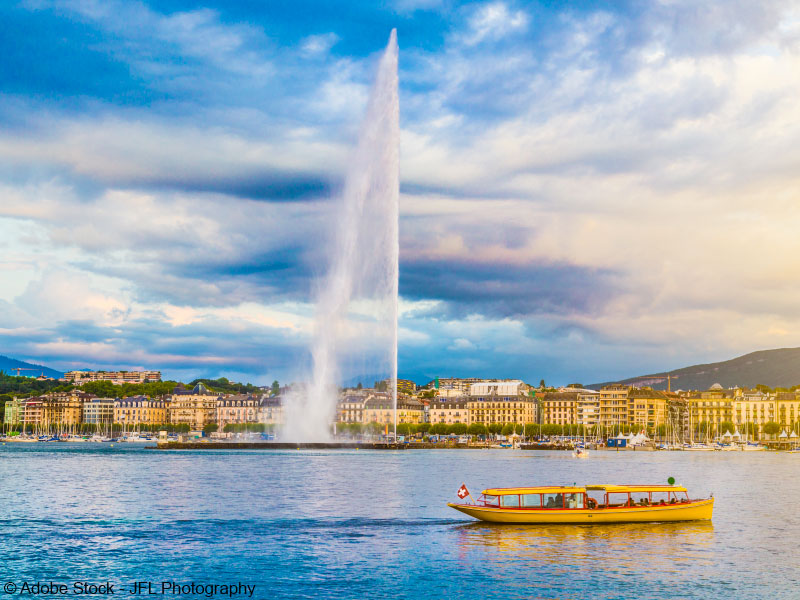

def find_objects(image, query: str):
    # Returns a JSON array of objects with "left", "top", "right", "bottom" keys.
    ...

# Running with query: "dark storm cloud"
[
  {"left": 401, "top": 258, "right": 621, "bottom": 319},
  {"left": 133, "top": 172, "right": 334, "bottom": 202}
]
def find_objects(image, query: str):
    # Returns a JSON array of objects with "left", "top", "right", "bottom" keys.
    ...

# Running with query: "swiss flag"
[{"left": 457, "top": 484, "right": 470, "bottom": 499}]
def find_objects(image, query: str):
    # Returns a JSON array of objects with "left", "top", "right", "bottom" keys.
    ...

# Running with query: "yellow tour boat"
[{"left": 448, "top": 484, "right": 713, "bottom": 524}]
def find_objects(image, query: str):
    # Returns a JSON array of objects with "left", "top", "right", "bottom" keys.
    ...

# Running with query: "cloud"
[
  {"left": 300, "top": 33, "right": 340, "bottom": 57},
  {"left": 3, "top": 0, "right": 800, "bottom": 386},
  {"left": 463, "top": 2, "right": 528, "bottom": 46}
]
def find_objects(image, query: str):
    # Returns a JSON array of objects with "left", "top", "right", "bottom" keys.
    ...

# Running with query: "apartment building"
[
  {"left": 598, "top": 384, "right": 629, "bottom": 427},
  {"left": 168, "top": 383, "right": 219, "bottom": 430},
  {"left": 216, "top": 394, "right": 260, "bottom": 429},
  {"left": 540, "top": 392, "right": 577, "bottom": 425},
  {"left": 64, "top": 370, "right": 162, "bottom": 384},
  {"left": 428, "top": 398, "right": 470, "bottom": 425}
]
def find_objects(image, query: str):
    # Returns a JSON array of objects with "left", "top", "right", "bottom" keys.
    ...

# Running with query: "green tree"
[
  {"left": 718, "top": 421, "right": 735, "bottom": 435},
  {"left": 356, "top": 382, "right": 363, "bottom": 390},
  {"left": 203, "top": 423, "right": 218, "bottom": 435},
  {"left": 755, "top": 384, "right": 773, "bottom": 394},
  {"left": 450, "top": 423, "right": 467, "bottom": 435},
  {"left": 396, "top": 423, "right": 411, "bottom": 436},
  {"left": 416, "top": 423, "right": 430, "bottom": 434},
  {"left": 655, "top": 424, "right": 668, "bottom": 438},
  {"left": 524, "top": 423, "right": 540, "bottom": 437},
  {"left": 539, "top": 379, "right": 546, "bottom": 389},
  {"left": 762, "top": 421, "right": 781, "bottom": 438},
  {"left": 271, "top": 380, "right": 280, "bottom": 396},
  {"left": 488, "top": 423, "right": 503, "bottom": 435},
  {"left": 467, "top": 423, "right": 487, "bottom": 436},
  {"left": 501, "top": 423, "right": 516, "bottom": 436}
]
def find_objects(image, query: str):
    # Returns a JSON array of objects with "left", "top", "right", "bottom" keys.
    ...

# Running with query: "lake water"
[{"left": 1, "top": 444, "right": 798, "bottom": 599}]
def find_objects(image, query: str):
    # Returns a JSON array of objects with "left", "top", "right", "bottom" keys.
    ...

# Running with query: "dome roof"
[
  {"left": 709, "top": 383, "right": 723, "bottom": 390},
  {"left": 192, "top": 382, "right": 209, "bottom": 394}
]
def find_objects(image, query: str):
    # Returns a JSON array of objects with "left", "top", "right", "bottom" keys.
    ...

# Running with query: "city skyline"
[{"left": 2, "top": 1, "right": 800, "bottom": 386}]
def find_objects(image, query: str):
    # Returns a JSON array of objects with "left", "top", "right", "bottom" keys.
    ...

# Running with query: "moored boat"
[{"left": 448, "top": 484, "right": 713, "bottom": 523}]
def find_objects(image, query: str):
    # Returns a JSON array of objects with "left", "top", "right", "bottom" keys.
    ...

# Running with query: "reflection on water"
[
  {"left": 452, "top": 522, "right": 718, "bottom": 598},
  {"left": 458, "top": 521, "right": 714, "bottom": 566}
]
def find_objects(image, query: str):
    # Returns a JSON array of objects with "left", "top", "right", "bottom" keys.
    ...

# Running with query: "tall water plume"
[{"left": 282, "top": 30, "right": 399, "bottom": 441}]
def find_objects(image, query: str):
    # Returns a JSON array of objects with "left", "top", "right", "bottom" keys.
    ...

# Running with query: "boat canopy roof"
[
  {"left": 481, "top": 484, "right": 689, "bottom": 495},
  {"left": 482, "top": 486, "right": 584, "bottom": 495},
  {"left": 585, "top": 484, "right": 688, "bottom": 493}
]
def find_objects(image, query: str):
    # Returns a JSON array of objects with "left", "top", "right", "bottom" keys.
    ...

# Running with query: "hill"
[
  {"left": 589, "top": 347, "right": 800, "bottom": 391},
  {"left": 0, "top": 355, "right": 64, "bottom": 380}
]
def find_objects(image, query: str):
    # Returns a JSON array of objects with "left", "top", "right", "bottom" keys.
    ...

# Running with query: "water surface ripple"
[{"left": 1, "top": 445, "right": 797, "bottom": 599}]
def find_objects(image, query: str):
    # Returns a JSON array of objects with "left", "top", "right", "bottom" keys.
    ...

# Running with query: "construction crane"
[{"left": 10, "top": 367, "right": 37, "bottom": 377}]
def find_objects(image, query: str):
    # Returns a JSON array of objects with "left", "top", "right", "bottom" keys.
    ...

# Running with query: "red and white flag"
[{"left": 457, "top": 484, "right": 470, "bottom": 500}]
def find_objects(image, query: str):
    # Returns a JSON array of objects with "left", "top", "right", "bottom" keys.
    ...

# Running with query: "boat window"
[
  {"left": 586, "top": 491, "right": 605, "bottom": 508},
  {"left": 482, "top": 494, "right": 499, "bottom": 506},
  {"left": 500, "top": 494, "right": 520, "bottom": 507},
  {"left": 608, "top": 493, "right": 630, "bottom": 507},
  {"left": 630, "top": 492, "right": 650, "bottom": 506},
  {"left": 542, "top": 493, "right": 563, "bottom": 509},
  {"left": 521, "top": 494, "right": 541, "bottom": 508},
  {"left": 564, "top": 493, "right": 584, "bottom": 509},
  {"left": 651, "top": 492, "right": 669, "bottom": 505}
]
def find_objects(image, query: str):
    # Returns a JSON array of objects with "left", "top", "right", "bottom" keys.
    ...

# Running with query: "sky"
[{"left": 2, "top": 0, "right": 800, "bottom": 386}]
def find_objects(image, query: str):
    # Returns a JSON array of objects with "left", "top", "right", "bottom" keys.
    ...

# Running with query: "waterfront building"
[
  {"left": 428, "top": 398, "right": 470, "bottom": 425},
  {"left": 598, "top": 384, "right": 630, "bottom": 428},
  {"left": 168, "top": 383, "right": 219, "bottom": 430},
  {"left": 775, "top": 392, "right": 800, "bottom": 432},
  {"left": 21, "top": 398, "right": 44, "bottom": 429},
  {"left": 627, "top": 388, "right": 669, "bottom": 431},
  {"left": 733, "top": 390, "right": 776, "bottom": 435},
  {"left": 216, "top": 394, "right": 260, "bottom": 429},
  {"left": 338, "top": 394, "right": 366, "bottom": 424},
  {"left": 115, "top": 396, "right": 167, "bottom": 428},
  {"left": 42, "top": 392, "right": 94, "bottom": 430},
  {"left": 83, "top": 398, "right": 115, "bottom": 427},
  {"left": 3, "top": 398, "right": 23, "bottom": 428},
  {"left": 540, "top": 392, "right": 578, "bottom": 425},
  {"left": 575, "top": 389, "right": 600, "bottom": 428},
  {"left": 363, "top": 395, "right": 425, "bottom": 425},
  {"left": 686, "top": 388, "right": 734, "bottom": 436},
  {"left": 467, "top": 381, "right": 537, "bottom": 428},
  {"left": 259, "top": 396, "right": 283, "bottom": 426},
  {"left": 64, "top": 370, "right": 162, "bottom": 385}
]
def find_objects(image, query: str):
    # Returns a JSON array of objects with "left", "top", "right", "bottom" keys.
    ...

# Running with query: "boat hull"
[{"left": 448, "top": 498, "right": 714, "bottom": 524}]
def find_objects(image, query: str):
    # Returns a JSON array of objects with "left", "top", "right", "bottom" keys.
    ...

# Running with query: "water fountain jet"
[{"left": 282, "top": 30, "right": 399, "bottom": 442}]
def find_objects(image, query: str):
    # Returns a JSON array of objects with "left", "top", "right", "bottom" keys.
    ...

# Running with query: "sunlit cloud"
[{"left": 2, "top": 0, "right": 800, "bottom": 384}]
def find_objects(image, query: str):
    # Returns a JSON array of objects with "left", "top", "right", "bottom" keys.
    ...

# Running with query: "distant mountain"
[
  {"left": 589, "top": 347, "right": 800, "bottom": 391},
  {"left": 0, "top": 355, "right": 64, "bottom": 379}
]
